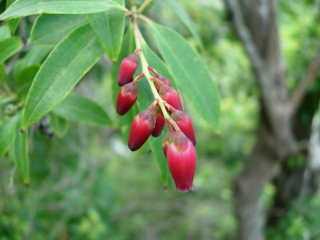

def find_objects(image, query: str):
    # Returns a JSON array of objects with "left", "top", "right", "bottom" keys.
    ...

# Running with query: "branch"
[
  {"left": 224, "top": 0, "right": 264, "bottom": 74},
  {"left": 290, "top": 52, "right": 320, "bottom": 114},
  {"left": 138, "top": 0, "right": 152, "bottom": 13}
]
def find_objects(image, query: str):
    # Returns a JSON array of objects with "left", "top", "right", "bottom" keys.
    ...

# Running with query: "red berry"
[
  {"left": 128, "top": 110, "right": 155, "bottom": 151},
  {"left": 154, "top": 76, "right": 171, "bottom": 91},
  {"left": 166, "top": 132, "right": 197, "bottom": 192},
  {"left": 116, "top": 83, "right": 137, "bottom": 115},
  {"left": 152, "top": 113, "right": 165, "bottom": 137},
  {"left": 158, "top": 76, "right": 171, "bottom": 86},
  {"left": 118, "top": 54, "right": 138, "bottom": 86},
  {"left": 172, "top": 111, "right": 196, "bottom": 145},
  {"left": 160, "top": 86, "right": 183, "bottom": 110}
]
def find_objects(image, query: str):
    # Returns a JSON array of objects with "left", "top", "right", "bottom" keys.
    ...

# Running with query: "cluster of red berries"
[{"left": 116, "top": 53, "right": 197, "bottom": 192}]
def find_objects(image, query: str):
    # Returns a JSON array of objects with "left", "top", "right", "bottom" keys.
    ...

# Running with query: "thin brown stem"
[{"left": 290, "top": 51, "right": 320, "bottom": 114}]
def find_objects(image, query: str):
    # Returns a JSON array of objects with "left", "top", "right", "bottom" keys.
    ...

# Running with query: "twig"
[
  {"left": 138, "top": 0, "right": 153, "bottom": 13},
  {"left": 290, "top": 51, "right": 320, "bottom": 114}
]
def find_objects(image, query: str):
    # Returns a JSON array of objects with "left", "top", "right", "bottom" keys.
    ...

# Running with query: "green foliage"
[
  {"left": 0, "top": 0, "right": 220, "bottom": 186},
  {"left": 23, "top": 25, "right": 103, "bottom": 127},
  {"left": 0, "top": 25, "right": 11, "bottom": 40},
  {"left": 0, "top": 37, "right": 22, "bottom": 63},
  {"left": 53, "top": 93, "right": 110, "bottom": 126},
  {"left": 1, "top": 0, "right": 320, "bottom": 239},
  {"left": 30, "top": 14, "right": 87, "bottom": 46},
  {"left": 164, "top": 0, "right": 201, "bottom": 46},
  {"left": 0, "top": 0, "right": 240, "bottom": 237},
  {"left": 89, "top": 0, "right": 126, "bottom": 62},
  {"left": 267, "top": 197, "right": 320, "bottom": 240},
  {"left": 50, "top": 114, "right": 69, "bottom": 138},
  {"left": 0, "top": 0, "right": 122, "bottom": 20},
  {"left": 148, "top": 23, "right": 220, "bottom": 127},
  {"left": 11, "top": 129, "right": 30, "bottom": 184},
  {"left": 0, "top": 115, "right": 19, "bottom": 157}
]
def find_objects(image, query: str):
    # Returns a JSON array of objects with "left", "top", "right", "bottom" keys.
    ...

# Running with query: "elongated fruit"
[
  {"left": 116, "top": 83, "right": 137, "bottom": 115},
  {"left": 128, "top": 110, "right": 155, "bottom": 151},
  {"left": 160, "top": 86, "right": 183, "bottom": 110},
  {"left": 158, "top": 76, "right": 171, "bottom": 86},
  {"left": 166, "top": 132, "right": 197, "bottom": 192},
  {"left": 118, "top": 54, "right": 138, "bottom": 86},
  {"left": 152, "top": 113, "right": 165, "bottom": 137},
  {"left": 172, "top": 111, "right": 196, "bottom": 145}
]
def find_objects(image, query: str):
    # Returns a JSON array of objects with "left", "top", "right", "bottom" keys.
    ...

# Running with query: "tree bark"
[
  {"left": 224, "top": 0, "right": 320, "bottom": 239},
  {"left": 224, "top": 1, "right": 299, "bottom": 239},
  {"left": 234, "top": 123, "right": 279, "bottom": 240}
]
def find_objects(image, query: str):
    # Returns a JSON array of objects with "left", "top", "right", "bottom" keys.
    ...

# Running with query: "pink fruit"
[
  {"left": 172, "top": 111, "right": 196, "bottom": 145},
  {"left": 116, "top": 82, "right": 137, "bottom": 115},
  {"left": 166, "top": 132, "right": 197, "bottom": 192},
  {"left": 158, "top": 76, "right": 171, "bottom": 86},
  {"left": 152, "top": 113, "right": 165, "bottom": 137},
  {"left": 118, "top": 54, "right": 138, "bottom": 86},
  {"left": 160, "top": 86, "right": 183, "bottom": 110},
  {"left": 128, "top": 110, "right": 155, "bottom": 151}
]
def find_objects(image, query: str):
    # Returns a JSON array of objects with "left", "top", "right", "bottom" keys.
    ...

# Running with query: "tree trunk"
[
  {"left": 224, "top": 0, "right": 320, "bottom": 239},
  {"left": 224, "top": 1, "right": 300, "bottom": 239},
  {"left": 234, "top": 123, "right": 279, "bottom": 240}
]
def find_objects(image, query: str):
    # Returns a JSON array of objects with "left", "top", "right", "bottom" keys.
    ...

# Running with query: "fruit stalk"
[{"left": 132, "top": 19, "right": 180, "bottom": 131}]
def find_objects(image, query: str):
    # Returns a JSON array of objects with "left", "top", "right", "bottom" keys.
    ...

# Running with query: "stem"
[
  {"left": 132, "top": 19, "right": 180, "bottom": 131},
  {"left": 137, "top": 14, "right": 153, "bottom": 25},
  {"left": 138, "top": 0, "right": 153, "bottom": 13},
  {"left": 133, "top": 72, "right": 145, "bottom": 82}
]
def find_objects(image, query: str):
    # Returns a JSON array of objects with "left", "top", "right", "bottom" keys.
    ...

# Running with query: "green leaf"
[
  {"left": 14, "top": 45, "right": 51, "bottom": 77},
  {"left": 142, "top": 43, "right": 173, "bottom": 82},
  {"left": 89, "top": 0, "right": 125, "bottom": 61},
  {"left": 31, "top": 14, "right": 87, "bottom": 46},
  {"left": 23, "top": 25, "right": 103, "bottom": 127},
  {"left": 164, "top": 0, "right": 201, "bottom": 45},
  {"left": 8, "top": 19, "right": 20, "bottom": 33},
  {"left": 11, "top": 129, "right": 30, "bottom": 185},
  {"left": 148, "top": 23, "right": 220, "bottom": 126},
  {"left": 6, "top": 0, "right": 16, "bottom": 7},
  {"left": 50, "top": 114, "right": 69, "bottom": 138},
  {"left": 5, "top": 0, "right": 20, "bottom": 33},
  {"left": 0, "top": 63, "right": 5, "bottom": 82},
  {"left": 11, "top": 42, "right": 49, "bottom": 95},
  {"left": 0, "top": 0, "right": 123, "bottom": 20},
  {"left": 17, "top": 45, "right": 50, "bottom": 67},
  {"left": 0, "top": 24, "right": 11, "bottom": 40},
  {"left": 53, "top": 93, "right": 110, "bottom": 126},
  {"left": 0, "top": 37, "right": 22, "bottom": 63},
  {"left": 0, "top": 115, "right": 19, "bottom": 157},
  {"left": 149, "top": 137, "right": 172, "bottom": 188},
  {"left": 14, "top": 65, "right": 39, "bottom": 99}
]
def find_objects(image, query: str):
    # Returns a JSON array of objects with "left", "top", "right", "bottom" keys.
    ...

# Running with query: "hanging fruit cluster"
[{"left": 116, "top": 53, "right": 197, "bottom": 192}]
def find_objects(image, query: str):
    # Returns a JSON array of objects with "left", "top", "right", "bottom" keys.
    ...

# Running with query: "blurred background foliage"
[{"left": 1, "top": 0, "right": 320, "bottom": 239}]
